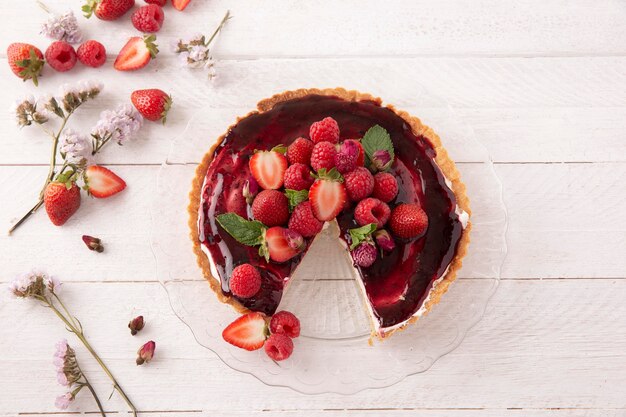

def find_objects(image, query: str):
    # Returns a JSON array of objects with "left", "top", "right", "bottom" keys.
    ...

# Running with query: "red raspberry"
[
  {"left": 230, "top": 264, "right": 262, "bottom": 298},
  {"left": 283, "top": 163, "right": 313, "bottom": 191},
  {"left": 354, "top": 198, "right": 391, "bottom": 229},
  {"left": 310, "top": 141, "right": 337, "bottom": 172},
  {"left": 45, "top": 41, "right": 77, "bottom": 72},
  {"left": 145, "top": 0, "right": 166, "bottom": 5},
  {"left": 344, "top": 167, "right": 374, "bottom": 201},
  {"left": 389, "top": 203, "right": 429, "bottom": 239},
  {"left": 131, "top": 4, "right": 165, "bottom": 33},
  {"left": 351, "top": 242, "right": 377, "bottom": 268},
  {"left": 310, "top": 117, "right": 340, "bottom": 144},
  {"left": 264, "top": 333, "right": 294, "bottom": 361},
  {"left": 270, "top": 311, "right": 300, "bottom": 338},
  {"left": 288, "top": 201, "right": 323, "bottom": 237},
  {"left": 372, "top": 172, "right": 399, "bottom": 203},
  {"left": 287, "top": 137, "right": 314, "bottom": 165},
  {"left": 76, "top": 40, "right": 107, "bottom": 68},
  {"left": 334, "top": 140, "right": 359, "bottom": 174},
  {"left": 252, "top": 190, "right": 289, "bottom": 227}
]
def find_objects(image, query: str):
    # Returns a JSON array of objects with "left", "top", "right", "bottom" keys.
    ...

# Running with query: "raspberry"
[
  {"left": 286, "top": 137, "right": 314, "bottom": 165},
  {"left": 131, "top": 4, "right": 165, "bottom": 33},
  {"left": 270, "top": 311, "right": 301, "bottom": 338},
  {"left": 389, "top": 203, "right": 429, "bottom": 239},
  {"left": 45, "top": 41, "right": 77, "bottom": 72},
  {"left": 310, "top": 141, "right": 337, "bottom": 172},
  {"left": 264, "top": 334, "right": 294, "bottom": 361},
  {"left": 76, "top": 40, "right": 107, "bottom": 68},
  {"left": 334, "top": 140, "right": 359, "bottom": 174},
  {"left": 145, "top": 0, "right": 166, "bottom": 5},
  {"left": 354, "top": 198, "right": 391, "bottom": 229},
  {"left": 288, "top": 201, "right": 323, "bottom": 237},
  {"left": 252, "top": 190, "right": 289, "bottom": 227},
  {"left": 229, "top": 264, "right": 262, "bottom": 298},
  {"left": 310, "top": 117, "right": 340, "bottom": 144},
  {"left": 344, "top": 167, "right": 374, "bottom": 201},
  {"left": 372, "top": 172, "right": 399, "bottom": 203},
  {"left": 283, "top": 163, "right": 313, "bottom": 191},
  {"left": 351, "top": 242, "right": 377, "bottom": 268}
]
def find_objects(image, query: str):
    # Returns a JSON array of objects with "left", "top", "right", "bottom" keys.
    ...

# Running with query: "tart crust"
[{"left": 188, "top": 88, "right": 472, "bottom": 340}]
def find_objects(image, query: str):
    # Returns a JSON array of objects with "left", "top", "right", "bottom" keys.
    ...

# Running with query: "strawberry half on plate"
[
  {"left": 222, "top": 312, "right": 268, "bottom": 351},
  {"left": 84, "top": 166, "right": 127, "bottom": 198}
]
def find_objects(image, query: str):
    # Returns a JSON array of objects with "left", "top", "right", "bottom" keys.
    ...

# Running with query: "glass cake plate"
[{"left": 150, "top": 86, "right": 507, "bottom": 394}]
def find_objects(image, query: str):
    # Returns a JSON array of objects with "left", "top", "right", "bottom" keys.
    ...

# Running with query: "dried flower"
[
  {"left": 82, "top": 235, "right": 104, "bottom": 252},
  {"left": 243, "top": 176, "right": 259, "bottom": 205},
  {"left": 285, "top": 229, "right": 305, "bottom": 251},
  {"left": 136, "top": 341, "right": 156, "bottom": 365},
  {"left": 92, "top": 104, "right": 144, "bottom": 146},
  {"left": 11, "top": 95, "right": 48, "bottom": 127},
  {"left": 9, "top": 269, "right": 56, "bottom": 298},
  {"left": 57, "top": 81, "right": 103, "bottom": 114},
  {"left": 55, "top": 392, "right": 74, "bottom": 410},
  {"left": 41, "top": 10, "right": 83, "bottom": 44},
  {"left": 54, "top": 339, "right": 81, "bottom": 387},
  {"left": 374, "top": 229, "right": 396, "bottom": 252},
  {"left": 128, "top": 316, "right": 145, "bottom": 336},
  {"left": 372, "top": 149, "right": 392, "bottom": 171},
  {"left": 60, "top": 129, "right": 91, "bottom": 165},
  {"left": 351, "top": 242, "right": 377, "bottom": 268}
]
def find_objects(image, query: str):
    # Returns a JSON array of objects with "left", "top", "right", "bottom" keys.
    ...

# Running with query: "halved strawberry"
[
  {"left": 309, "top": 168, "right": 347, "bottom": 221},
  {"left": 84, "top": 166, "right": 127, "bottom": 199},
  {"left": 114, "top": 35, "right": 159, "bottom": 71},
  {"left": 264, "top": 227, "right": 304, "bottom": 263},
  {"left": 222, "top": 312, "right": 268, "bottom": 351},
  {"left": 172, "top": 0, "right": 191, "bottom": 10},
  {"left": 249, "top": 147, "right": 288, "bottom": 190}
]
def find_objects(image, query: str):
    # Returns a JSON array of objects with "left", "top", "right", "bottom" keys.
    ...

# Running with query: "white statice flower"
[
  {"left": 59, "top": 129, "right": 92, "bottom": 164},
  {"left": 92, "top": 104, "right": 144, "bottom": 145},
  {"left": 8, "top": 269, "right": 53, "bottom": 298},
  {"left": 41, "top": 11, "right": 83, "bottom": 44}
]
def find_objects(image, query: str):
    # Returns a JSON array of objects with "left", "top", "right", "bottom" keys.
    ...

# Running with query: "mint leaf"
[
  {"left": 361, "top": 125, "right": 395, "bottom": 171},
  {"left": 349, "top": 223, "right": 377, "bottom": 250},
  {"left": 285, "top": 189, "right": 309, "bottom": 211},
  {"left": 313, "top": 167, "right": 343, "bottom": 182},
  {"left": 216, "top": 213, "right": 265, "bottom": 247},
  {"left": 271, "top": 144, "right": 288, "bottom": 154}
]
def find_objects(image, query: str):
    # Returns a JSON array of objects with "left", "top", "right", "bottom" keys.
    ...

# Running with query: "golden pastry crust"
[{"left": 188, "top": 88, "right": 471, "bottom": 340}]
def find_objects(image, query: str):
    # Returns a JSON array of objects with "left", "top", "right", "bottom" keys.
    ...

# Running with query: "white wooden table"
[{"left": 2, "top": 1, "right": 626, "bottom": 416}]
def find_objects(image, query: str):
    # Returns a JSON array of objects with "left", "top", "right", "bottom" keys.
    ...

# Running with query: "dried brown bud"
[
  {"left": 136, "top": 341, "right": 156, "bottom": 365},
  {"left": 128, "top": 316, "right": 145, "bottom": 336},
  {"left": 82, "top": 235, "right": 104, "bottom": 252}
]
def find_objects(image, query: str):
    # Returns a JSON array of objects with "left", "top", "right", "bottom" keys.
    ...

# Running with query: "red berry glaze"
[
  {"left": 264, "top": 334, "right": 294, "bottom": 361},
  {"left": 283, "top": 163, "right": 313, "bottom": 191},
  {"left": 344, "top": 167, "right": 374, "bottom": 201},
  {"left": 286, "top": 137, "right": 314, "bottom": 165},
  {"left": 252, "top": 189, "right": 289, "bottom": 227},
  {"left": 288, "top": 201, "right": 323, "bottom": 238},
  {"left": 77, "top": 40, "right": 107, "bottom": 67},
  {"left": 372, "top": 172, "right": 399, "bottom": 203},
  {"left": 389, "top": 203, "right": 429, "bottom": 239},
  {"left": 230, "top": 264, "right": 262, "bottom": 298},
  {"left": 269, "top": 311, "right": 300, "bottom": 338},
  {"left": 354, "top": 198, "right": 391, "bottom": 229},
  {"left": 310, "top": 141, "right": 337, "bottom": 172},
  {"left": 45, "top": 41, "right": 77, "bottom": 72},
  {"left": 132, "top": 4, "right": 165, "bottom": 33},
  {"left": 310, "top": 117, "right": 340, "bottom": 144}
]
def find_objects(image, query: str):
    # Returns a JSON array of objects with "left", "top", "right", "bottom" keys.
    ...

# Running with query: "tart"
[{"left": 189, "top": 88, "right": 471, "bottom": 340}]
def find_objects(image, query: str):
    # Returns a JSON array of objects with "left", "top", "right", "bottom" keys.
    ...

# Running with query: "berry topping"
[
  {"left": 145, "top": 0, "right": 166, "bottom": 5},
  {"left": 346, "top": 139, "right": 365, "bottom": 166},
  {"left": 114, "top": 35, "right": 159, "bottom": 71},
  {"left": 389, "top": 203, "right": 429, "bottom": 239},
  {"left": 225, "top": 182, "right": 248, "bottom": 218},
  {"left": 310, "top": 141, "right": 337, "bottom": 172},
  {"left": 249, "top": 147, "right": 288, "bottom": 190},
  {"left": 265, "top": 227, "right": 304, "bottom": 263},
  {"left": 344, "top": 167, "right": 374, "bottom": 201},
  {"left": 44, "top": 182, "right": 81, "bottom": 226},
  {"left": 77, "top": 40, "right": 107, "bottom": 68},
  {"left": 354, "top": 198, "right": 391, "bottom": 229},
  {"left": 172, "top": 0, "right": 191, "bottom": 10},
  {"left": 283, "top": 163, "right": 313, "bottom": 191},
  {"left": 7, "top": 43, "right": 44, "bottom": 85},
  {"left": 84, "top": 165, "right": 127, "bottom": 199},
  {"left": 222, "top": 312, "right": 268, "bottom": 351},
  {"left": 83, "top": 0, "right": 135, "bottom": 21},
  {"left": 45, "top": 41, "right": 77, "bottom": 72},
  {"left": 264, "top": 334, "right": 294, "bottom": 361},
  {"left": 252, "top": 189, "right": 289, "bottom": 227},
  {"left": 286, "top": 137, "right": 314, "bottom": 165},
  {"left": 132, "top": 4, "right": 165, "bottom": 33},
  {"left": 230, "top": 264, "right": 262, "bottom": 298},
  {"left": 288, "top": 201, "right": 323, "bottom": 238},
  {"left": 334, "top": 140, "right": 359, "bottom": 174},
  {"left": 374, "top": 229, "right": 396, "bottom": 252},
  {"left": 310, "top": 117, "right": 340, "bottom": 144},
  {"left": 351, "top": 242, "right": 377, "bottom": 268},
  {"left": 269, "top": 311, "right": 300, "bottom": 338},
  {"left": 372, "top": 172, "right": 399, "bottom": 203},
  {"left": 131, "top": 89, "right": 172, "bottom": 123},
  {"left": 309, "top": 168, "right": 347, "bottom": 221}
]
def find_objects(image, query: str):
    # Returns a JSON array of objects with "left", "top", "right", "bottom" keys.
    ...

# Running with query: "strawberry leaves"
[
  {"left": 349, "top": 223, "right": 377, "bottom": 250},
  {"left": 361, "top": 125, "right": 395, "bottom": 171}
]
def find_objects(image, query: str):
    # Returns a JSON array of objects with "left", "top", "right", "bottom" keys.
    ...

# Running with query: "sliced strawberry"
[
  {"left": 248, "top": 148, "right": 288, "bottom": 190},
  {"left": 222, "top": 312, "right": 268, "bottom": 351},
  {"left": 114, "top": 35, "right": 159, "bottom": 71},
  {"left": 264, "top": 227, "right": 304, "bottom": 263},
  {"left": 309, "top": 168, "right": 347, "bottom": 221},
  {"left": 84, "top": 166, "right": 127, "bottom": 199},
  {"left": 172, "top": 0, "right": 191, "bottom": 10}
]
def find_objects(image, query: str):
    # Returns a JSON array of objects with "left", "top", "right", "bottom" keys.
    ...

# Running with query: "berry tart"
[{"left": 189, "top": 88, "right": 471, "bottom": 341}]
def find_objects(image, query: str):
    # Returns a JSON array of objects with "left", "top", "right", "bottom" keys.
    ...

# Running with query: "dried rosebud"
[
  {"left": 284, "top": 229, "right": 305, "bottom": 252},
  {"left": 374, "top": 229, "right": 396, "bottom": 252},
  {"left": 128, "top": 316, "right": 145, "bottom": 336},
  {"left": 82, "top": 235, "right": 104, "bottom": 253},
  {"left": 372, "top": 149, "right": 392, "bottom": 171},
  {"left": 334, "top": 140, "right": 359, "bottom": 174},
  {"left": 136, "top": 341, "right": 156, "bottom": 365},
  {"left": 243, "top": 176, "right": 259, "bottom": 205}
]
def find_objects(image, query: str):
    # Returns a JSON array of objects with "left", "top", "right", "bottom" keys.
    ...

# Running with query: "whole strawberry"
[
  {"left": 132, "top": 4, "right": 165, "bottom": 33},
  {"left": 83, "top": 0, "right": 135, "bottom": 21},
  {"left": 7, "top": 43, "right": 44, "bottom": 85},
  {"left": 131, "top": 89, "right": 172, "bottom": 123},
  {"left": 252, "top": 189, "right": 289, "bottom": 227},
  {"left": 44, "top": 182, "right": 81, "bottom": 226},
  {"left": 389, "top": 203, "right": 429, "bottom": 239}
]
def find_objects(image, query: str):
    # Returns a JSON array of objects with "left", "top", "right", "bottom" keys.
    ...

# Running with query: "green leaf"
[
  {"left": 271, "top": 145, "right": 288, "bottom": 154},
  {"left": 313, "top": 167, "right": 343, "bottom": 182},
  {"left": 285, "top": 189, "right": 309, "bottom": 211},
  {"left": 361, "top": 125, "right": 395, "bottom": 171},
  {"left": 349, "top": 223, "right": 377, "bottom": 250},
  {"left": 216, "top": 213, "right": 266, "bottom": 247}
]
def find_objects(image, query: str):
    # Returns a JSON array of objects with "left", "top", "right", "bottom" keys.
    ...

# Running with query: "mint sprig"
[
  {"left": 361, "top": 125, "right": 395, "bottom": 171},
  {"left": 216, "top": 213, "right": 266, "bottom": 247},
  {"left": 349, "top": 223, "right": 377, "bottom": 250},
  {"left": 285, "top": 189, "right": 308, "bottom": 211}
]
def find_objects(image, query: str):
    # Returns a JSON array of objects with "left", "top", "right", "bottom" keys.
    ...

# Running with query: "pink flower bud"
[
  {"left": 55, "top": 392, "right": 74, "bottom": 410},
  {"left": 136, "top": 341, "right": 156, "bottom": 365},
  {"left": 82, "top": 235, "right": 104, "bottom": 253},
  {"left": 243, "top": 176, "right": 259, "bottom": 205},
  {"left": 372, "top": 149, "right": 392, "bottom": 171},
  {"left": 374, "top": 229, "right": 396, "bottom": 252},
  {"left": 128, "top": 316, "right": 145, "bottom": 336},
  {"left": 284, "top": 229, "right": 304, "bottom": 251}
]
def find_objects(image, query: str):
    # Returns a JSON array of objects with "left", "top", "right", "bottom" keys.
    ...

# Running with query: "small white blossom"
[
  {"left": 55, "top": 392, "right": 74, "bottom": 410},
  {"left": 59, "top": 129, "right": 91, "bottom": 165},
  {"left": 41, "top": 11, "right": 82, "bottom": 44},
  {"left": 92, "top": 104, "right": 143, "bottom": 145},
  {"left": 8, "top": 269, "right": 51, "bottom": 298}
]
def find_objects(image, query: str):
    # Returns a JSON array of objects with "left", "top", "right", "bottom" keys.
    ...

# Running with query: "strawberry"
[
  {"left": 222, "top": 312, "right": 268, "bottom": 351},
  {"left": 286, "top": 137, "right": 314, "bottom": 166},
  {"left": 114, "top": 35, "right": 159, "bottom": 71},
  {"left": 251, "top": 189, "right": 289, "bottom": 227},
  {"left": 44, "top": 182, "right": 81, "bottom": 226},
  {"left": 389, "top": 203, "right": 429, "bottom": 239},
  {"left": 131, "top": 89, "right": 172, "bottom": 123},
  {"left": 7, "top": 43, "right": 44, "bottom": 86},
  {"left": 265, "top": 227, "right": 304, "bottom": 263},
  {"left": 172, "top": 0, "right": 191, "bottom": 11},
  {"left": 83, "top": 0, "right": 135, "bottom": 21},
  {"left": 308, "top": 168, "right": 347, "bottom": 221},
  {"left": 249, "top": 147, "right": 288, "bottom": 190},
  {"left": 84, "top": 166, "right": 127, "bottom": 199}
]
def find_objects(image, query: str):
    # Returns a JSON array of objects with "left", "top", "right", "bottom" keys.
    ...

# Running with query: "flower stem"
[
  {"left": 205, "top": 10, "right": 231, "bottom": 47},
  {"left": 75, "top": 361, "right": 107, "bottom": 417}
]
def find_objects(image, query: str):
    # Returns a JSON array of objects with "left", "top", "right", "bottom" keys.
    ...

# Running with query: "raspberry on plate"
[
  {"left": 45, "top": 41, "right": 77, "bottom": 72},
  {"left": 252, "top": 190, "right": 289, "bottom": 227},
  {"left": 264, "top": 333, "right": 294, "bottom": 361},
  {"left": 354, "top": 198, "right": 391, "bottom": 229},
  {"left": 286, "top": 137, "right": 314, "bottom": 165},
  {"left": 270, "top": 311, "right": 300, "bottom": 338},
  {"left": 288, "top": 201, "right": 323, "bottom": 237},
  {"left": 283, "top": 163, "right": 314, "bottom": 191},
  {"left": 389, "top": 203, "right": 429, "bottom": 239},
  {"left": 310, "top": 141, "right": 337, "bottom": 172},
  {"left": 310, "top": 117, "right": 340, "bottom": 144},
  {"left": 372, "top": 172, "right": 399, "bottom": 203},
  {"left": 77, "top": 40, "right": 107, "bottom": 68},
  {"left": 230, "top": 264, "right": 262, "bottom": 298},
  {"left": 132, "top": 4, "right": 165, "bottom": 33},
  {"left": 344, "top": 167, "right": 374, "bottom": 201}
]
